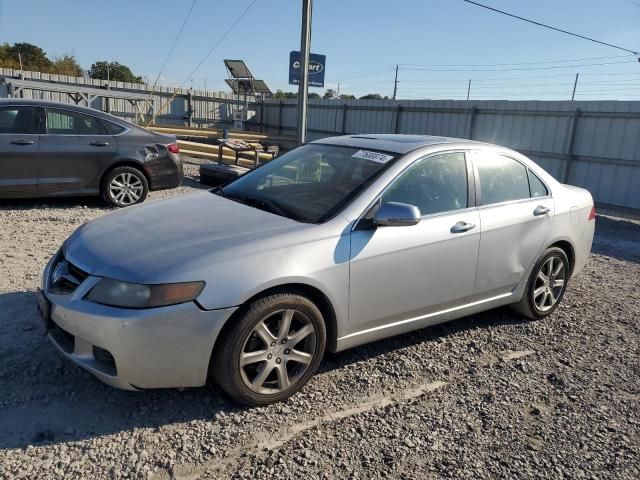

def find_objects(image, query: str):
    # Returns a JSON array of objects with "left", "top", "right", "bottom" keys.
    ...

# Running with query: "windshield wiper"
[{"left": 241, "top": 195, "right": 290, "bottom": 218}]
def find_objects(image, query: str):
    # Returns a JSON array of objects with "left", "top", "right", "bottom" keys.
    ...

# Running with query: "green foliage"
[
  {"left": 0, "top": 42, "right": 84, "bottom": 76},
  {"left": 339, "top": 94, "right": 356, "bottom": 100},
  {"left": 273, "top": 90, "right": 322, "bottom": 99},
  {"left": 51, "top": 55, "right": 84, "bottom": 77},
  {"left": 359, "top": 93, "right": 384, "bottom": 100},
  {"left": 88, "top": 61, "right": 143, "bottom": 83}
]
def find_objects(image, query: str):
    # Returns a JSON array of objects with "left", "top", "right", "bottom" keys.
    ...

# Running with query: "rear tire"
[
  {"left": 212, "top": 292, "right": 326, "bottom": 406},
  {"left": 101, "top": 166, "right": 148, "bottom": 208},
  {"left": 511, "top": 247, "right": 570, "bottom": 320}
]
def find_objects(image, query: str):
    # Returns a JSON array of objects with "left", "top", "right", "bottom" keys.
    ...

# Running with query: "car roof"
[
  {"left": 312, "top": 134, "right": 486, "bottom": 154},
  {"left": 0, "top": 98, "right": 129, "bottom": 123}
]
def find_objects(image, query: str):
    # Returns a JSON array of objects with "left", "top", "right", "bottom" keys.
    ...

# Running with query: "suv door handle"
[
  {"left": 533, "top": 205, "right": 550, "bottom": 216},
  {"left": 450, "top": 221, "right": 476, "bottom": 233},
  {"left": 90, "top": 141, "right": 109, "bottom": 147},
  {"left": 10, "top": 139, "right": 35, "bottom": 145}
]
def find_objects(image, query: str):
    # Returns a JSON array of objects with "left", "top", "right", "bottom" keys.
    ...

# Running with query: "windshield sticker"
[{"left": 352, "top": 150, "right": 394, "bottom": 164}]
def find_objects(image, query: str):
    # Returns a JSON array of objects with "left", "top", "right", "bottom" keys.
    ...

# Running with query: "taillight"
[
  {"left": 167, "top": 143, "right": 179, "bottom": 154},
  {"left": 588, "top": 206, "right": 596, "bottom": 221}
]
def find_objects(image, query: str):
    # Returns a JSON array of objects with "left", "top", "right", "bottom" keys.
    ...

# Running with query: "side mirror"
[{"left": 372, "top": 202, "right": 421, "bottom": 227}]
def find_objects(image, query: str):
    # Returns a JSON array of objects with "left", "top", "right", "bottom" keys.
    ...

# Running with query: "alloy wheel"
[
  {"left": 109, "top": 172, "right": 144, "bottom": 206},
  {"left": 532, "top": 256, "right": 566, "bottom": 312},
  {"left": 239, "top": 309, "right": 317, "bottom": 395}
]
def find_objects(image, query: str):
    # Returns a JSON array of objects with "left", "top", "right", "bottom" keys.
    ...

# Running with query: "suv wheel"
[
  {"left": 512, "top": 247, "right": 570, "bottom": 320},
  {"left": 102, "top": 166, "right": 148, "bottom": 208},
  {"left": 212, "top": 292, "right": 326, "bottom": 406}
]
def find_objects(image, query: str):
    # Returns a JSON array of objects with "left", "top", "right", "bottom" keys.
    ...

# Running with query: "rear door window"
[
  {"left": 0, "top": 106, "right": 38, "bottom": 134},
  {"left": 476, "top": 154, "right": 530, "bottom": 206},
  {"left": 528, "top": 170, "right": 549, "bottom": 198},
  {"left": 46, "top": 108, "right": 105, "bottom": 135},
  {"left": 103, "top": 120, "right": 127, "bottom": 135}
]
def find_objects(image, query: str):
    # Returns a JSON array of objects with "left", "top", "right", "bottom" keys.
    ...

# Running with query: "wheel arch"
[
  {"left": 100, "top": 160, "right": 150, "bottom": 189},
  {"left": 546, "top": 239, "right": 576, "bottom": 277},
  {"left": 208, "top": 282, "right": 339, "bottom": 379}
]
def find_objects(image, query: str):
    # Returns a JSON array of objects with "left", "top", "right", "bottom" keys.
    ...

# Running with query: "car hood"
[{"left": 64, "top": 191, "right": 309, "bottom": 283}]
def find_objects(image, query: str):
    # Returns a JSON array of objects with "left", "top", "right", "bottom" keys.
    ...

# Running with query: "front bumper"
[{"left": 41, "top": 255, "right": 237, "bottom": 390}]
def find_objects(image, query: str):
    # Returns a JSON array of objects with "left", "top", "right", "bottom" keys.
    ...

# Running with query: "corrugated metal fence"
[
  {"left": 260, "top": 98, "right": 640, "bottom": 211},
  {"left": 1, "top": 68, "right": 638, "bottom": 211},
  {"left": 0, "top": 67, "right": 239, "bottom": 127}
]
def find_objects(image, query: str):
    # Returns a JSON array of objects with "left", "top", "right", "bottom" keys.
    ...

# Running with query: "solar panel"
[
  {"left": 224, "top": 59, "right": 253, "bottom": 79},
  {"left": 252, "top": 80, "right": 272, "bottom": 95},
  {"left": 225, "top": 79, "right": 254, "bottom": 94}
]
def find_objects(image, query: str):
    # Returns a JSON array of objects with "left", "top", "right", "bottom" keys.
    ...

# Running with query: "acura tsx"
[{"left": 38, "top": 134, "right": 595, "bottom": 405}]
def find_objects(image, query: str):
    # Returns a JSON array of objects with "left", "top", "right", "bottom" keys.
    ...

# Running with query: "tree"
[
  {"left": 323, "top": 89, "right": 337, "bottom": 99},
  {"left": 308, "top": 92, "right": 321, "bottom": 99},
  {"left": 274, "top": 90, "right": 297, "bottom": 99},
  {"left": 359, "top": 93, "right": 383, "bottom": 100},
  {"left": 9, "top": 42, "right": 52, "bottom": 70},
  {"left": 88, "top": 61, "right": 143, "bottom": 83},
  {"left": 339, "top": 94, "right": 356, "bottom": 100},
  {"left": 51, "top": 55, "right": 84, "bottom": 76}
]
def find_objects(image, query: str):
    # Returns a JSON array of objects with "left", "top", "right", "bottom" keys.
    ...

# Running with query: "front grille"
[
  {"left": 48, "top": 253, "right": 88, "bottom": 295},
  {"left": 93, "top": 346, "right": 117, "bottom": 376}
]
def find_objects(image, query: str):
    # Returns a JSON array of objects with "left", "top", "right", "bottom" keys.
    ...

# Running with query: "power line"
[
  {"left": 400, "top": 54, "right": 630, "bottom": 68},
  {"left": 147, "top": 0, "right": 259, "bottom": 126},
  {"left": 462, "top": 0, "right": 640, "bottom": 56},
  {"left": 402, "top": 60, "right": 637, "bottom": 72},
  {"left": 148, "top": 0, "right": 197, "bottom": 96},
  {"left": 622, "top": 0, "right": 640, "bottom": 7}
]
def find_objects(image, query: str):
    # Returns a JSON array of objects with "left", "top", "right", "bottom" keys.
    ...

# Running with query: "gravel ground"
[{"left": 0, "top": 163, "right": 638, "bottom": 479}]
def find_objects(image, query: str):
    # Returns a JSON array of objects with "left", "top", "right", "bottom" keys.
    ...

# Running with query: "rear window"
[{"left": 103, "top": 120, "right": 127, "bottom": 135}]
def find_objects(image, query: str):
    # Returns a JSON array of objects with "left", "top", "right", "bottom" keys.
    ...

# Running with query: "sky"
[{"left": 0, "top": 0, "right": 639, "bottom": 100}]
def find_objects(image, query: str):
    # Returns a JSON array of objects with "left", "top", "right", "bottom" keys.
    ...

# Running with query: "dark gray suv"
[{"left": 0, "top": 99, "right": 183, "bottom": 207}]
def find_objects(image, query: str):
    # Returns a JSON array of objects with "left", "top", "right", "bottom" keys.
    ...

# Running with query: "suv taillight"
[
  {"left": 167, "top": 143, "right": 179, "bottom": 154},
  {"left": 588, "top": 206, "right": 596, "bottom": 221}
]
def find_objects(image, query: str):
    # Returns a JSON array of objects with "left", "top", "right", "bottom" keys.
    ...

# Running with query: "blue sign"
[{"left": 289, "top": 51, "right": 326, "bottom": 87}]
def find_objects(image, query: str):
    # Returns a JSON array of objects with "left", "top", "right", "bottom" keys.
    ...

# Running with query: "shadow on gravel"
[
  {"left": 319, "top": 306, "right": 528, "bottom": 375},
  {"left": 592, "top": 216, "right": 640, "bottom": 264},
  {"left": 0, "top": 196, "right": 107, "bottom": 211},
  {"left": 0, "top": 288, "right": 527, "bottom": 451}
]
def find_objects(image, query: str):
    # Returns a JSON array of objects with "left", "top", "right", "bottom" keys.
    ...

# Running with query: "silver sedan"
[{"left": 39, "top": 134, "right": 595, "bottom": 406}]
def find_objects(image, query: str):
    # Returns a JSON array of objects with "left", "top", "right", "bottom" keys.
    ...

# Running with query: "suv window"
[
  {"left": 0, "top": 106, "right": 38, "bottom": 134},
  {"left": 528, "top": 170, "right": 549, "bottom": 198},
  {"left": 46, "top": 108, "right": 104, "bottom": 135},
  {"left": 477, "top": 154, "right": 529, "bottom": 206},
  {"left": 382, "top": 152, "right": 468, "bottom": 216}
]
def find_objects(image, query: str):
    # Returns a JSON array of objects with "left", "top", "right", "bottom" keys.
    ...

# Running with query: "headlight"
[{"left": 86, "top": 278, "right": 204, "bottom": 309}]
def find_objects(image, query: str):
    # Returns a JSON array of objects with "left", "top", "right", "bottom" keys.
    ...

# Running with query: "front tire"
[
  {"left": 101, "top": 166, "right": 148, "bottom": 208},
  {"left": 511, "top": 247, "right": 570, "bottom": 320},
  {"left": 212, "top": 292, "right": 326, "bottom": 406}
]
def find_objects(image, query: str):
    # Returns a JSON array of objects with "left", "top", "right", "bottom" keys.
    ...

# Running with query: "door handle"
[
  {"left": 450, "top": 221, "right": 476, "bottom": 233},
  {"left": 90, "top": 141, "right": 109, "bottom": 147},
  {"left": 533, "top": 205, "right": 550, "bottom": 216},
  {"left": 10, "top": 139, "right": 35, "bottom": 145}
]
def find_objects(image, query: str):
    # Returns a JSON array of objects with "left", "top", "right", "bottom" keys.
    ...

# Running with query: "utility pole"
[
  {"left": 392, "top": 65, "right": 399, "bottom": 100},
  {"left": 466, "top": 78, "right": 472, "bottom": 109},
  {"left": 570, "top": 73, "right": 579, "bottom": 102},
  {"left": 18, "top": 52, "right": 23, "bottom": 76},
  {"left": 204, "top": 78, "right": 207, "bottom": 92},
  {"left": 296, "top": 0, "right": 313, "bottom": 145},
  {"left": 337, "top": 81, "right": 340, "bottom": 98}
]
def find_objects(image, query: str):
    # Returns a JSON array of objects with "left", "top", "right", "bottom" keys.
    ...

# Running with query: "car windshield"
[{"left": 218, "top": 143, "right": 397, "bottom": 223}]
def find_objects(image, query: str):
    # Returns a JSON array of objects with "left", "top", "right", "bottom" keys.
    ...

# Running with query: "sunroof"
[{"left": 350, "top": 134, "right": 443, "bottom": 143}]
